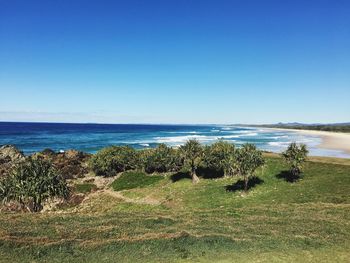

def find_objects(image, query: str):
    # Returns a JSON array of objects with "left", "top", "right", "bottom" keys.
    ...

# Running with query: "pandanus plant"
[
  {"left": 143, "top": 144, "right": 183, "bottom": 173},
  {"left": 282, "top": 142, "right": 308, "bottom": 177},
  {"left": 203, "top": 140, "right": 237, "bottom": 177},
  {"left": 236, "top": 143, "right": 265, "bottom": 192},
  {"left": 0, "top": 158, "right": 69, "bottom": 212},
  {"left": 180, "top": 139, "right": 203, "bottom": 184}
]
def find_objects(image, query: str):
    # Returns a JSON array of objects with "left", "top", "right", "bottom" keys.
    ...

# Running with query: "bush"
[
  {"left": 111, "top": 171, "right": 163, "bottom": 191},
  {"left": 203, "top": 141, "right": 237, "bottom": 177},
  {"left": 89, "top": 146, "right": 139, "bottom": 176},
  {"left": 0, "top": 158, "right": 69, "bottom": 212},
  {"left": 142, "top": 144, "right": 183, "bottom": 173}
]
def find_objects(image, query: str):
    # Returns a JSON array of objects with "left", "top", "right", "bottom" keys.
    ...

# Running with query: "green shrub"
[
  {"left": 89, "top": 146, "right": 139, "bottom": 177},
  {"left": 203, "top": 140, "right": 237, "bottom": 177},
  {"left": 137, "top": 148, "right": 154, "bottom": 170},
  {"left": 75, "top": 183, "right": 97, "bottom": 194},
  {"left": 0, "top": 158, "right": 69, "bottom": 212},
  {"left": 111, "top": 171, "right": 163, "bottom": 191},
  {"left": 143, "top": 144, "right": 183, "bottom": 173}
]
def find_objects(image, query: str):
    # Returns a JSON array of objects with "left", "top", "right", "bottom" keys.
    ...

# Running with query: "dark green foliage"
[
  {"left": 137, "top": 148, "right": 154, "bottom": 171},
  {"left": 89, "top": 146, "right": 139, "bottom": 176},
  {"left": 236, "top": 143, "right": 265, "bottom": 192},
  {"left": 111, "top": 171, "right": 163, "bottom": 191},
  {"left": 75, "top": 183, "right": 97, "bottom": 194},
  {"left": 180, "top": 140, "right": 203, "bottom": 184},
  {"left": 282, "top": 142, "right": 308, "bottom": 177},
  {"left": 258, "top": 124, "right": 350, "bottom": 133},
  {"left": 0, "top": 158, "right": 69, "bottom": 212},
  {"left": 142, "top": 144, "right": 183, "bottom": 173},
  {"left": 203, "top": 140, "right": 237, "bottom": 177}
]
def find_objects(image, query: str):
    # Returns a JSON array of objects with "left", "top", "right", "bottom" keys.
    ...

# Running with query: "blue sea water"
[{"left": 0, "top": 122, "right": 349, "bottom": 158}]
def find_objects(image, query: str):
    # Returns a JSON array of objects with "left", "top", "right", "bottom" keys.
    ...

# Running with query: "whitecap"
[
  {"left": 154, "top": 134, "right": 219, "bottom": 144},
  {"left": 268, "top": 141, "right": 291, "bottom": 146},
  {"left": 244, "top": 132, "right": 258, "bottom": 136},
  {"left": 220, "top": 135, "right": 240, "bottom": 139},
  {"left": 270, "top": 135, "right": 289, "bottom": 139},
  {"left": 166, "top": 131, "right": 197, "bottom": 134}
]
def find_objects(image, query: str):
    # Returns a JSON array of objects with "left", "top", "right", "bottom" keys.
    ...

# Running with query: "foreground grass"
[{"left": 0, "top": 156, "right": 349, "bottom": 262}]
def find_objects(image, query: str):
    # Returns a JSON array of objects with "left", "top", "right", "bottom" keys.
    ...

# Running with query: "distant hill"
[{"left": 255, "top": 122, "right": 350, "bottom": 133}]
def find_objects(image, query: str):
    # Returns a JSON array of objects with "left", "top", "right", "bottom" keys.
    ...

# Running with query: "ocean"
[{"left": 0, "top": 122, "right": 348, "bottom": 158}]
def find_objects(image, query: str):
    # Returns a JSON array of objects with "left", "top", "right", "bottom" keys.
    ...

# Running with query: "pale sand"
[{"left": 263, "top": 128, "right": 350, "bottom": 155}]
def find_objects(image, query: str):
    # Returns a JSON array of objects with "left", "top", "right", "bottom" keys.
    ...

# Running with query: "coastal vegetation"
[
  {"left": 0, "top": 158, "right": 69, "bottom": 212},
  {"left": 203, "top": 140, "right": 237, "bottom": 177},
  {"left": 0, "top": 141, "right": 306, "bottom": 210},
  {"left": 142, "top": 144, "right": 183, "bottom": 173},
  {"left": 0, "top": 142, "right": 350, "bottom": 262},
  {"left": 282, "top": 142, "right": 308, "bottom": 178},
  {"left": 258, "top": 123, "right": 350, "bottom": 133},
  {"left": 179, "top": 139, "right": 203, "bottom": 183},
  {"left": 1, "top": 140, "right": 276, "bottom": 210},
  {"left": 235, "top": 143, "right": 265, "bottom": 192},
  {"left": 88, "top": 146, "right": 139, "bottom": 176}
]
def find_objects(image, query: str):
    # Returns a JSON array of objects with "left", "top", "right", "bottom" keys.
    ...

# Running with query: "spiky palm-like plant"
[
  {"left": 89, "top": 146, "right": 139, "bottom": 176},
  {"left": 180, "top": 139, "right": 203, "bottom": 184},
  {"left": 0, "top": 158, "right": 69, "bottom": 212},
  {"left": 282, "top": 142, "right": 308, "bottom": 177},
  {"left": 143, "top": 144, "right": 183, "bottom": 173},
  {"left": 236, "top": 143, "right": 265, "bottom": 192},
  {"left": 203, "top": 140, "right": 237, "bottom": 177}
]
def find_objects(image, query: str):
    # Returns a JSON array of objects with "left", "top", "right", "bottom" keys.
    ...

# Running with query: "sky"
[{"left": 0, "top": 0, "right": 349, "bottom": 124}]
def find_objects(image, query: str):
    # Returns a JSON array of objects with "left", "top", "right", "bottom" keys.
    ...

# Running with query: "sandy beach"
[{"left": 264, "top": 128, "right": 350, "bottom": 155}]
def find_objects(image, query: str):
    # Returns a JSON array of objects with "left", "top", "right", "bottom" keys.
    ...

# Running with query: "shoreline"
[{"left": 261, "top": 127, "right": 350, "bottom": 155}]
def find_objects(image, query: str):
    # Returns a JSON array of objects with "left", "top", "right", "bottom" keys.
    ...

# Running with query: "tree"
[
  {"left": 89, "top": 146, "right": 138, "bottom": 176},
  {"left": 0, "top": 158, "right": 69, "bottom": 212},
  {"left": 180, "top": 140, "right": 203, "bottom": 184},
  {"left": 282, "top": 142, "right": 308, "bottom": 177},
  {"left": 203, "top": 140, "right": 237, "bottom": 177},
  {"left": 236, "top": 144, "right": 265, "bottom": 192}
]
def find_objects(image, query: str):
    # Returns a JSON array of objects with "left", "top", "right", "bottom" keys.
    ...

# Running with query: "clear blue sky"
[{"left": 0, "top": 0, "right": 349, "bottom": 124}]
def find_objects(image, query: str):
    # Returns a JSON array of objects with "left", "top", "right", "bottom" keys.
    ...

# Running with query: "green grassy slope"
[
  {"left": 111, "top": 171, "right": 163, "bottom": 191},
  {"left": 0, "top": 156, "right": 349, "bottom": 262}
]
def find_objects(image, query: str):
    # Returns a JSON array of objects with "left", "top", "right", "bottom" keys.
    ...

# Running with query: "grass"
[
  {"left": 0, "top": 156, "right": 349, "bottom": 262},
  {"left": 74, "top": 183, "right": 97, "bottom": 194},
  {"left": 110, "top": 171, "right": 163, "bottom": 191}
]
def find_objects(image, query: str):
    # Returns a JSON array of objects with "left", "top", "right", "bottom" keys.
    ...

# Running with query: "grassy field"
[{"left": 0, "top": 155, "right": 349, "bottom": 262}]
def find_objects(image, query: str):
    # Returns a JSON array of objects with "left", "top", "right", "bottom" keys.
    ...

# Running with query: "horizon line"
[{"left": 0, "top": 120, "right": 349, "bottom": 126}]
